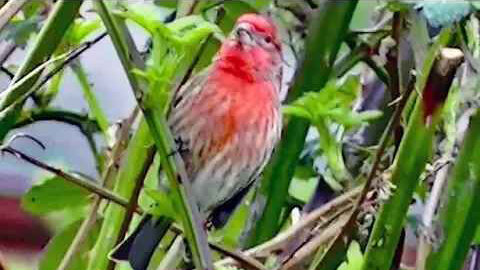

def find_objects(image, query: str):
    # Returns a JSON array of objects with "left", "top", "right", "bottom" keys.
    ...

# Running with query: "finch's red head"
[
  {"left": 215, "top": 13, "right": 283, "bottom": 84},
  {"left": 234, "top": 13, "right": 281, "bottom": 51}
]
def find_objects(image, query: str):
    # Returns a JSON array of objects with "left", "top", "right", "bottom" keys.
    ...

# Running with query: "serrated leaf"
[
  {"left": 21, "top": 176, "right": 90, "bottom": 215},
  {"left": 39, "top": 218, "right": 100, "bottom": 270},
  {"left": 144, "top": 188, "right": 178, "bottom": 220},
  {"left": 282, "top": 105, "right": 313, "bottom": 120}
]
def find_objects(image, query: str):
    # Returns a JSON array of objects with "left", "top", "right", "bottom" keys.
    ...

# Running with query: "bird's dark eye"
[{"left": 264, "top": 36, "right": 272, "bottom": 44}]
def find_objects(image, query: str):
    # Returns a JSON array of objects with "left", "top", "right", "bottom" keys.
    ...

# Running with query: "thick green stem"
[
  {"left": 86, "top": 119, "right": 156, "bottom": 270},
  {"left": 94, "top": 1, "right": 214, "bottom": 269},
  {"left": 246, "top": 0, "right": 358, "bottom": 247},
  {"left": 0, "top": 0, "right": 83, "bottom": 140},
  {"left": 361, "top": 29, "right": 454, "bottom": 270},
  {"left": 426, "top": 110, "right": 480, "bottom": 270}
]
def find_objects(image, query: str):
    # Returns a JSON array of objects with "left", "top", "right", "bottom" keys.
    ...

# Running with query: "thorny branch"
[{"left": 0, "top": 133, "right": 140, "bottom": 213}]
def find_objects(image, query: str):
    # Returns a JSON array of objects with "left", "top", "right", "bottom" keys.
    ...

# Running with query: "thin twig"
[
  {"left": 168, "top": 223, "right": 268, "bottom": 270},
  {"left": 0, "top": 42, "right": 17, "bottom": 64},
  {"left": 0, "top": 145, "right": 138, "bottom": 212},
  {"left": 0, "top": 66, "right": 14, "bottom": 79},
  {"left": 36, "top": 32, "right": 108, "bottom": 89},
  {"left": 14, "top": 108, "right": 99, "bottom": 131},
  {"left": 282, "top": 215, "right": 350, "bottom": 270},
  {"left": 210, "top": 243, "right": 267, "bottom": 270},
  {"left": 281, "top": 203, "right": 356, "bottom": 268},
  {"left": 0, "top": 32, "right": 108, "bottom": 114},
  {"left": 214, "top": 187, "right": 361, "bottom": 268}
]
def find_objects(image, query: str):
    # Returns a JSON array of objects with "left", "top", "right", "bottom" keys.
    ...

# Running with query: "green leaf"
[
  {"left": 289, "top": 177, "right": 318, "bottom": 203},
  {"left": 144, "top": 188, "right": 179, "bottom": 221},
  {"left": 154, "top": 0, "right": 178, "bottom": 8},
  {"left": 386, "top": 1, "right": 411, "bottom": 12},
  {"left": 427, "top": 111, "right": 480, "bottom": 270},
  {"left": 337, "top": 241, "right": 364, "bottom": 270},
  {"left": 69, "top": 19, "right": 103, "bottom": 45},
  {"left": 362, "top": 28, "right": 453, "bottom": 270},
  {"left": 39, "top": 218, "right": 100, "bottom": 270},
  {"left": 282, "top": 106, "right": 313, "bottom": 120},
  {"left": 22, "top": 1, "right": 47, "bottom": 18},
  {"left": 21, "top": 176, "right": 90, "bottom": 215}
]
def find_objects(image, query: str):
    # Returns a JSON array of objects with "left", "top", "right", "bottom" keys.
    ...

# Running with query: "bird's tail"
[{"left": 110, "top": 214, "right": 173, "bottom": 270}]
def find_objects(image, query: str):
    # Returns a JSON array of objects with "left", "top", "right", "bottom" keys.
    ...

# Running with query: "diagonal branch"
[{"left": 0, "top": 145, "right": 138, "bottom": 212}]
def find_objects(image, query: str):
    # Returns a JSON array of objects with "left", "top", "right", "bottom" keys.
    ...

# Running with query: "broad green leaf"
[
  {"left": 337, "top": 241, "right": 364, "bottom": 270},
  {"left": 21, "top": 176, "right": 90, "bottom": 215},
  {"left": 289, "top": 177, "right": 318, "bottom": 203},
  {"left": 39, "top": 218, "right": 101, "bottom": 270},
  {"left": 144, "top": 188, "right": 179, "bottom": 221}
]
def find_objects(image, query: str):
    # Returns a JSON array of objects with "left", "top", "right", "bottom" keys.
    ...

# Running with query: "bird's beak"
[{"left": 235, "top": 23, "right": 254, "bottom": 46}]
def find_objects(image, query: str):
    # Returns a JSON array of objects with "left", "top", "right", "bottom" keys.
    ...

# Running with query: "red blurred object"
[{"left": 0, "top": 197, "right": 50, "bottom": 251}]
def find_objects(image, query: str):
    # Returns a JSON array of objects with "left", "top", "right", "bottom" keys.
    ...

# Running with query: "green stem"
[
  {"left": 0, "top": 0, "right": 83, "bottom": 140},
  {"left": 361, "top": 28, "right": 453, "bottom": 270},
  {"left": 94, "top": 1, "right": 214, "bottom": 269},
  {"left": 71, "top": 61, "right": 111, "bottom": 141},
  {"left": 427, "top": 110, "right": 480, "bottom": 270},
  {"left": 86, "top": 119, "right": 156, "bottom": 270},
  {"left": 314, "top": 120, "right": 348, "bottom": 185},
  {"left": 246, "top": 0, "right": 358, "bottom": 247}
]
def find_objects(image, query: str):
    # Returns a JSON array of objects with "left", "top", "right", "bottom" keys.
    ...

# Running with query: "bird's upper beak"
[{"left": 234, "top": 22, "right": 254, "bottom": 46}]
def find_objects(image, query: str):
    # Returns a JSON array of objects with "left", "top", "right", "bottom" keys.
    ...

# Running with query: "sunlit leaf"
[
  {"left": 289, "top": 177, "right": 318, "bottom": 203},
  {"left": 69, "top": 19, "right": 103, "bottom": 45},
  {"left": 21, "top": 176, "right": 90, "bottom": 215},
  {"left": 337, "top": 241, "right": 364, "bottom": 270},
  {"left": 144, "top": 188, "right": 179, "bottom": 221}
]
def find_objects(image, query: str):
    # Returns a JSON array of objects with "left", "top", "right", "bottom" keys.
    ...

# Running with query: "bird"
[{"left": 110, "top": 13, "right": 284, "bottom": 270}]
